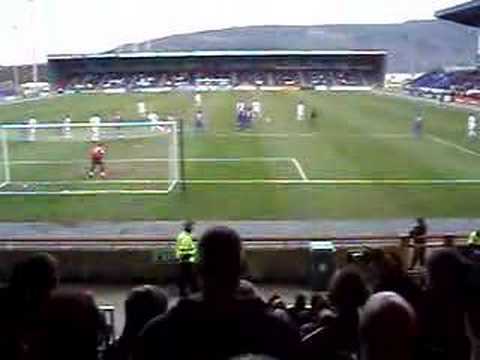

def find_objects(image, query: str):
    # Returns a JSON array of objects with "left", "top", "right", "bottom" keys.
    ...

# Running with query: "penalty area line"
[
  {"left": 290, "top": 158, "right": 309, "bottom": 181},
  {"left": 10, "top": 157, "right": 294, "bottom": 166},
  {"left": 427, "top": 134, "right": 480, "bottom": 158}
]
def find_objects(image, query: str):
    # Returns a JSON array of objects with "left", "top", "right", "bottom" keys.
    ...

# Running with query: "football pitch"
[{"left": 0, "top": 91, "right": 479, "bottom": 222}]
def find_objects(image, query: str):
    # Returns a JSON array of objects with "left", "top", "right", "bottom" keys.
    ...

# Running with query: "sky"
[{"left": 0, "top": 0, "right": 467, "bottom": 65}]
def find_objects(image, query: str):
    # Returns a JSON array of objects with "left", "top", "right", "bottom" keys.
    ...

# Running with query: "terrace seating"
[
  {"left": 57, "top": 69, "right": 378, "bottom": 93},
  {"left": 1, "top": 227, "right": 479, "bottom": 360},
  {"left": 408, "top": 69, "right": 480, "bottom": 93}
]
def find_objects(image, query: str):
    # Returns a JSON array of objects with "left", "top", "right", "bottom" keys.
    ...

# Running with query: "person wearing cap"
[{"left": 175, "top": 221, "right": 198, "bottom": 297}]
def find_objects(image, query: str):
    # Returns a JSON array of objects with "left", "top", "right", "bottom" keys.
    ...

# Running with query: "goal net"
[{"left": 0, "top": 121, "right": 180, "bottom": 195}]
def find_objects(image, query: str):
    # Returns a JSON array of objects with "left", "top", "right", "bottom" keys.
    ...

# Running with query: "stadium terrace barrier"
[
  {"left": 0, "top": 234, "right": 468, "bottom": 284},
  {"left": 329, "top": 86, "right": 373, "bottom": 91},
  {"left": 133, "top": 87, "right": 173, "bottom": 93},
  {"left": 258, "top": 86, "right": 299, "bottom": 91},
  {"left": 235, "top": 85, "right": 259, "bottom": 91},
  {"left": 103, "top": 88, "right": 127, "bottom": 94}
]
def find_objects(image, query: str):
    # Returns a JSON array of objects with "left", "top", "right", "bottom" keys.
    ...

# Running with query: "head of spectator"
[
  {"left": 368, "top": 250, "right": 422, "bottom": 310},
  {"left": 294, "top": 294, "right": 306, "bottom": 312},
  {"left": 426, "top": 249, "right": 468, "bottom": 298},
  {"left": 122, "top": 285, "right": 168, "bottom": 340},
  {"left": 183, "top": 220, "right": 194, "bottom": 233},
  {"left": 32, "top": 290, "right": 103, "bottom": 360},
  {"left": 198, "top": 226, "right": 243, "bottom": 300},
  {"left": 289, "top": 293, "right": 311, "bottom": 327},
  {"left": 302, "top": 267, "right": 369, "bottom": 359},
  {"left": 310, "top": 293, "right": 327, "bottom": 313},
  {"left": 359, "top": 292, "right": 417, "bottom": 360},
  {"left": 306, "top": 293, "right": 329, "bottom": 327},
  {"left": 235, "top": 279, "right": 262, "bottom": 301},
  {"left": 9, "top": 253, "right": 59, "bottom": 306},
  {"left": 329, "top": 266, "right": 369, "bottom": 313},
  {"left": 267, "top": 294, "right": 282, "bottom": 308},
  {"left": 229, "top": 355, "right": 280, "bottom": 360}
]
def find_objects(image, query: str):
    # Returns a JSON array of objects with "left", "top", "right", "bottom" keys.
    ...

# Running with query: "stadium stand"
[
  {"left": 58, "top": 68, "right": 375, "bottom": 93},
  {"left": 405, "top": 1, "right": 480, "bottom": 104},
  {"left": 406, "top": 69, "right": 480, "bottom": 94},
  {"left": 0, "top": 226, "right": 478, "bottom": 360},
  {"left": 48, "top": 50, "right": 386, "bottom": 93}
]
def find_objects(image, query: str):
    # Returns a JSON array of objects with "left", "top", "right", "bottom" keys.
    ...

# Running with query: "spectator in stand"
[
  {"left": 136, "top": 226, "right": 300, "bottom": 360},
  {"left": 229, "top": 355, "right": 280, "bottom": 360},
  {"left": 310, "top": 293, "right": 328, "bottom": 315},
  {"left": 288, "top": 293, "right": 310, "bottom": 327},
  {"left": 267, "top": 293, "right": 282, "bottom": 308},
  {"left": 418, "top": 249, "right": 471, "bottom": 360},
  {"left": 0, "top": 253, "right": 59, "bottom": 360},
  {"left": 236, "top": 279, "right": 262, "bottom": 301},
  {"left": 368, "top": 250, "right": 423, "bottom": 312},
  {"left": 266, "top": 294, "right": 292, "bottom": 324},
  {"left": 408, "top": 217, "right": 428, "bottom": 269},
  {"left": 359, "top": 292, "right": 417, "bottom": 360},
  {"left": 299, "top": 293, "right": 330, "bottom": 337},
  {"left": 104, "top": 285, "right": 168, "bottom": 360},
  {"left": 30, "top": 289, "right": 104, "bottom": 360},
  {"left": 302, "top": 266, "right": 370, "bottom": 360}
]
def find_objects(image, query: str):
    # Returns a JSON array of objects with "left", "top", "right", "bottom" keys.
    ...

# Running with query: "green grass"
[{"left": 0, "top": 91, "right": 479, "bottom": 221}]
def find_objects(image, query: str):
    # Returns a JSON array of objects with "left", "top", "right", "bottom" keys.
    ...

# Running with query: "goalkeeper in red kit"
[{"left": 88, "top": 143, "right": 107, "bottom": 179}]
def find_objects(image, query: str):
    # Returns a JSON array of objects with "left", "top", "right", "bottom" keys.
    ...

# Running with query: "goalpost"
[{"left": 0, "top": 121, "right": 181, "bottom": 195}]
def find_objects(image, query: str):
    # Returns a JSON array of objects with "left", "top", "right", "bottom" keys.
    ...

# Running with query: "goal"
[{"left": 0, "top": 121, "right": 181, "bottom": 195}]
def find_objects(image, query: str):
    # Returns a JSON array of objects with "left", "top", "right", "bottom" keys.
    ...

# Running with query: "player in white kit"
[
  {"left": 251, "top": 99, "right": 262, "bottom": 120},
  {"left": 147, "top": 111, "right": 161, "bottom": 132},
  {"left": 89, "top": 114, "right": 102, "bottom": 142},
  {"left": 63, "top": 115, "right": 72, "bottom": 139},
  {"left": 297, "top": 101, "right": 305, "bottom": 121},
  {"left": 27, "top": 116, "right": 37, "bottom": 142},
  {"left": 194, "top": 93, "right": 202, "bottom": 107},
  {"left": 468, "top": 113, "right": 477, "bottom": 140},
  {"left": 195, "top": 110, "right": 205, "bottom": 130},
  {"left": 236, "top": 100, "right": 246, "bottom": 114},
  {"left": 137, "top": 101, "right": 147, "bottom": 117}
]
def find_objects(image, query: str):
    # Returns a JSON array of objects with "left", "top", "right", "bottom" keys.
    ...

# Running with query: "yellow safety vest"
[
  {"left": 468, "top": 231, "right": 480, "bottom": 246},
  {"left": 175, "top": 231, "right": 197, "bottom": 263}
]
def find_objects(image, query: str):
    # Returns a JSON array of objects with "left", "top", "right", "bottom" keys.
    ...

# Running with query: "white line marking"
[
  {"left": 177, "top": 179, "right": 480, "bottom": 185},
  {"left": 291, "top": 158, "right": 309, "bottom": 181},
  {"left": 10, "top": 157, "right": 293, "bottom": 166},
  {"left": 0, "top": 190, "right": 171, "bottom": 196},
  {"left": 212, "top": 132, "right": 411, "bottom": 139},
  {"left": 7, "top": 179, "right": 480, "bottom": 186},
  {"left": 10, "top": 180, "right": 170, "bottom": 185},
  {"left": 427, "top": 134, "right": 480, "bottom": 158},
  {"left": 2, "top": 121, "right": 177, "bottom": 129},
  {"left": 2, "top": 178, "right": 480, "bottom": 195}
]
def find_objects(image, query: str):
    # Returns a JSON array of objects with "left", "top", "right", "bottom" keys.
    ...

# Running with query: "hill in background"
[
  {"left": 1, "top": 19, "right": 477, "bottom": 84},
  {"left": 112, "top": 20, "right": 477, "bottom": 73}
]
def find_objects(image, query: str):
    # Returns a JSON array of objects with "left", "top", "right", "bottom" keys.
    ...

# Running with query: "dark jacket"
[{"left": 136, "top": 296, "right": 300, "bottom": 360}]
